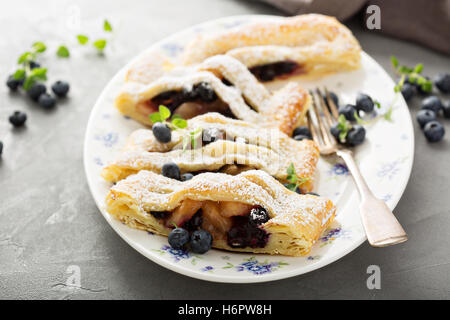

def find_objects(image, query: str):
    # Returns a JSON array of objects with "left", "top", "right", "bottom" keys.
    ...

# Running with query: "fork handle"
[{"left": 337, "top": 149, "right": 408, "bottom": 247}]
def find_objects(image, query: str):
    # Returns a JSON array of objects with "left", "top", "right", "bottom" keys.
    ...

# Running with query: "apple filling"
[
  {"left": 149, "top": 199, "right": 270, "bottom": 249},
  {"left": 137, "top": 82, "right": 236, "bottom": 120},
  {"left": 249, "top": 61, "right": 305, "bottom": 82}
]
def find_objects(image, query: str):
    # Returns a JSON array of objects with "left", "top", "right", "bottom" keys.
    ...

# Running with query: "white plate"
[{"left": 84, "top": 15, "right": 414, "bottom": 283}]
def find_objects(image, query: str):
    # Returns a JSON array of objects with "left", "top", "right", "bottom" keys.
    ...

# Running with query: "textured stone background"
[{"left": 0, "top": 0, "right": 449, "bottom": 299}]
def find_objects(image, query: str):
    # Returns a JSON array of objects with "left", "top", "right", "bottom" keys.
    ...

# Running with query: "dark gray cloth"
[{"left": 251, "top": 0, "right": 450, "bottom": 54}]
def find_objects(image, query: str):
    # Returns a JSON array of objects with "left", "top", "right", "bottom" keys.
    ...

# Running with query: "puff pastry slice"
[
  {"left": 106, "top": 169, "right": 335, "bottom": 256},
  {"left": 115, "top": 55, "right": 311, "bottom": 136},
  {"left": 182, "top": 14, "right": 361, "bottom": 81},
  {"left": 101, "top": 113, "right": 319, "bottom": 191}
]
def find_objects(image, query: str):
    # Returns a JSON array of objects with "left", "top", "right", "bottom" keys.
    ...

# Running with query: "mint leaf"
[
  {"left": 420, "top": 80, "right": 432, "bottom": 93},
  {"left": 287, "top": 163, "right": 295, "bottom": 177},
  {"left": 22, "top": 77, "right": 35, "bottom": 90},
  {"left": 374, "top": 100, "right": 381, "bottom": 109},
  {"left": 413, "top": 63, "right": 423, "bottom": 74},
  {"left": 104, "top": 19, "right": 113, "bottom": 32},
  {"left": 13, "top": 69, "right": 26, "bottom": 80},
  {"left": 32, "top": 42, "right": 46, "bottom": 53},
  {"left": 384, "top": 107, "right": 393, "bottom": 121},
  {"left": 149, "top": 112, "right": 162, "bottom": 123},
  {"left": 390, "top": 56, "right": 399, "bottom": 68},
  {"left": 30, "top": 67, "right": 47, "bottom": 80},
  {"left": 56, "top": 45, "right": 70, "bottom": 58},
  {"left": 18, "top": 52, "right": 33, "bottom": 64},
  {"left": 159, "top": 105, "right": 171, "bottom": 121},
  {"left": 77, "top": 34, "right": 89, "bottom": 45},
  {"left": 285, "top": 183, "right": 297, "bottom": 192},
  {"left": 93, "top": 39, "right": 107, "bottom": 52},
  {"left": 172, "top": 118, "right": 187, "bottom": 129}
]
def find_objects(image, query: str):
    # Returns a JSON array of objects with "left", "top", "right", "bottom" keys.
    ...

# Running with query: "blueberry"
[
  {"left": 421, "top": 96, "right": 443, "bottom": 114},
  {"left": 152, "top": 122, "right": 171, "bottom": 143},
  {"left": 149, "top": 211, "right": 170, "bottom": 219},
  {"left": 401, "top": 83, "right": 416, "bottom": 101},
  {"left": 443, "top": 101, "right": 450, "bottom": 119},
  {"left": 346, "top": 125, "right": 366, "bottom": 146},
  {"left": 0, "top": 141, "right": 3, "bottom": 156},
  {"left": 306, "top": 192, "right": 320, "bottom": 196},
  {"left": 434, "top": 73, "right": 450, "bottom": 94},
  {"left": 416, "top": 109, "right": 437, "bottom": 128},
  {"left": 292, "top": 126, "right": 311, "bottom": 139},
  {"left": 183, "top": 210, "right": 203, "bottom": 231},
  {"left": 294, "top": 187, "right": 303, "bottom": 194},
  {"left": 248, "top": 207, "right": 270, "bottom": 226},
  {"left": 190, "top": 229, "right": 213, "bottom": 254},
  {"left": 259, "top": 67, "right": 276, "bottom": 82},
  {"left": 423, "top": 121, "right": 445, "bottom": 143},
  {"left": 324, "top": 91, "right": 339, "bottom": 107},
  {"left": 355, "top": 93, "right": 374, "bottom": 113},
  {"left": 38, "top": 93, "right": 56, "bottom": 109},
  {"left": 162, "top": 162, "right": 180, "bottom": 180},
  {"left": 51, "top": 81, "right": 70, "bottom": 98},
  {"left": 168, "top": 228, "right": 190, "bottom": 249},
  {"left": 27, "top": 83, "right": 46, "bottom": 101},
  {"left": 339, "top": 104, "right": 357, "bottom": 121},
  {"left": 202, "top": 128, "right": 225, "bottom": 145},
  {"left": 195, "top": 82, "right": 217, "bottom": 103},
  {"left": 29, "top": 61, "right": 40, "bottom": 69},
  {"left": 293, "top": 134, "right": 310, "bottom": 141},
  {"left": 6, "top": 75, "right": 22, "bottom": 91},
  {"left": 330, "top": 123, "right": 342, "bottom": 141},
  {"left": 181, "top": 173, "right": 194, "bottom": 181},
  {"left": 9, "top": 111, "right": 27, "bottom": 127}
]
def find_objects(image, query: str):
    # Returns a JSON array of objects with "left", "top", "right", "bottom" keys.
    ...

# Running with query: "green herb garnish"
[
  {"left": 93, "top": 39, "right": 107, "bottom": 52},
  {"left": 104, "top": 19, "right": 113, "bottom": 32},
  {"left": 22, "top": 67, "right": 47, "bottom": 90},
  {"left": 285, "top": 163, "right": 310, "bottom": 192},
  {"left": 77, "top": 34, "right": 89, "bottom": 45},
  {"left": 391, "top": 56, "right": 432, "bottom": 93},
  {"left": 337, "top": 114, "right": 352, "bottom": 142},
  {"left": 56, "top": 45, "right": 70, "bottom": 58}
]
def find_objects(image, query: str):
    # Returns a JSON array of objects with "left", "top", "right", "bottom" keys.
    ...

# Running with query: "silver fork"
[{"left": 308, "top": 88, "right": 408, "bottom": 247}]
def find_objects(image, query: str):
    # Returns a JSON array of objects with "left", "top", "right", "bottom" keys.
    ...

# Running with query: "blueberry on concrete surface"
[{"left": 423, "top": 121, "right": 445, "bottom": 143}]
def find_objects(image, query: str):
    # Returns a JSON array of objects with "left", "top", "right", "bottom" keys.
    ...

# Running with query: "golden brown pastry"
[
  {"left": 116, "top": 55, "right": 311, "bottom": 136},
  {"left": 105, "top": 169, "right": 336, "bottom": 256},
  {"left": 100, "top": 113, "right": 319, "bottom": 191},
  {"left": 182, "top": 14, "right": 361, "bottom": 81}
]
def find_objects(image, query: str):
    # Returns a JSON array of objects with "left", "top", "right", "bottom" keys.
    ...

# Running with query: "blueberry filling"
[
  {"left": 249, "top": 61, "right": 302, "bottom": 82},
  {"left": 227, "top": 207, "right": 270, "bottom": 249},
  {"left": 150, "top": 82, "right": 218, "bottom": 114},
  {"left": 150, "top": 211, "right": 171, "bottom": 219},
  {"left": 182, "top": 210, "right": 203, "bottom": 232}
]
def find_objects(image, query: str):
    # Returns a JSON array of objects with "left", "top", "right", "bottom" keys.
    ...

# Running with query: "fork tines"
[{"left": 307, "top": 88, "right": 340, "bottom": 154}]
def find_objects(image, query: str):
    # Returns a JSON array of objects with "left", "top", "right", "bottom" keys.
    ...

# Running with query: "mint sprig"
[
  {"left": 22, "top": 67, "right": 47, "bottom": 90},
  {"left": 56, "top": 45, "right": 70, "bottom": 58},
  {"left": 285, "top": 163, "right": 310, "bottom": 192},
  {"left": 391, "top": 56, "right": 432, "bottom": 93}
]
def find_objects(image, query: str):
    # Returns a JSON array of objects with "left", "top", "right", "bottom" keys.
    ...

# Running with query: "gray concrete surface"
[{"left": 1, "top": 0, "right": 449, "bottom": 300}]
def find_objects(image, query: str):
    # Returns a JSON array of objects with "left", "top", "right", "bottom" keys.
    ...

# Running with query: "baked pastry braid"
[
  {"left": 100, "top": 113, "right": 319, "bottom": 191},
  {"left": 182, "top": 14, "right": 361, "bottom": 81},
  {"left": 106, "top": 169, "right": 335, "bottom": 256},
  {"left": 115, "top": 55, "right": 311, "bottom": 136}
]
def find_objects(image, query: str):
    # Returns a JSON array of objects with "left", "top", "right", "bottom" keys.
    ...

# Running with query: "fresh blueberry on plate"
[
  {"left": 416, "top": 109, "right": 437, "bottom": 128},
  {"left": 421, "top": 96, "right": 443, "bottom": 114},
  {"left": 152, "top": 122, "right": 172, "bottom": 143},
  {"left": 9, "top": 111, "right": 27, "bottom": 127},
  {"left": 6, "top": 75, "right": 22, "bottom": 91},
  {"left": 434, "top": 73, "right": 450, "bottom": 94},
  {"left": 327, "top": 91, "right": 339, "bottom": 107},
  {"left": 355, "top": 93, "right": 374, "bottom": 113},
  {"left": 27, "top": 83, "right": 46, "bottom": 101},
  {"left": 38, "top": 93, "right": 56, "bottom": 109},
  {"left": 330, "top": 123, "right": 341, "bottom": 141},
  {"left": 339, "top": 104, "right": 357, "bottom": 122},
  {"left": 168, "top": 228, "right": 190, "bottom": 249},
  {"left": 423, "top": 121, "right": 445, "bottom": 143},
  {"left": 181, "top": 173, "right": 194, "bottom": 181},
  {"left": 401, "top": 83, "right": 416, "bottom": 101},
  {"left": 292, "top": 126, "right": 311, "bottom": 139},
  {"left": 190, "top": 229, "right": 213, "bottom": 254},
  {"left": 443, "top": 100, "right": 450, "bottom": 119},
  {"left": 51, "top": 81, "right": 70, "bottom": 98},
  {"left": 346, "top": 125, "right": 366, "bottom": 146},
  {"left": 162, "top": 162, "right": 180, "bottom": 180}
]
